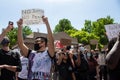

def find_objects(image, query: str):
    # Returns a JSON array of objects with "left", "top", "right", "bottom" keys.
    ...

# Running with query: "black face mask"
[{"left": 34, "top": 44, "right": 41, "bottom": 51}]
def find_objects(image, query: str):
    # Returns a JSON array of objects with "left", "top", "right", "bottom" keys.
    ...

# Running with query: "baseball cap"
[{"left": 1, "top": 37, "right": 10, "bottom": 45}]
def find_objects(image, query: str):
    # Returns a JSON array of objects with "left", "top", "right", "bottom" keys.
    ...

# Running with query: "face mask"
[
  {"left": 79, "top": 46, "right": 85, "bottom": 53},
  {"left": 87, "top": 53, "right": 91, "bottom": 57},
  {"left": 34, "top": 44, "right": 41, "bottom": 51}
]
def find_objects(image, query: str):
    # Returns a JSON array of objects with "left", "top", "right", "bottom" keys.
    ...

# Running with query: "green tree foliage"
[
  {"left": 53, "top": 19, "right": 77, "bottom": 33},
  {"left": 66, "top": 30, "right": 99, "bottom": 45},
  {"left": 82, "top": 16, "right": 114, "bottom": 46},
  {"left": 22, "top": 26, "right": 33, "bottom": 38},
  {"left": 82, "top": 20, "right": 92, "bottom": 33},
  {"left": 7, "top": 27, "right": 18, "bottom": 48},
  {"left": 53, "top": 16, "right": 114, "bottom": 50},
  {"left": 92, "top": 16, "right": 114, "bottom": 45},
  {"left": 7, "top": 26, "right": 32, "bottom": 48}
]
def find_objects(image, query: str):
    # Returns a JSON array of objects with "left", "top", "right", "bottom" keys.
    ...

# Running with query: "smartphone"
[
  {"left": 8, "top": 21, "right": 14, "bottom": 30},
  {"left": 8, "top": 21, "right": 13, "bottom": 25}
]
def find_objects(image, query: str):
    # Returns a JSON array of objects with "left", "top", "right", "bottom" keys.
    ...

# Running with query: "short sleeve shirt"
[
  {"left": 18, "top": 56, "right": 28, "bottom": 79},
  {"left": 27, "top": 50, "right": 52, "bottom": 80}
]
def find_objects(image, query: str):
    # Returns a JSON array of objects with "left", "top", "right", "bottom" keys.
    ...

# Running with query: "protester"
[
  {"left": 106, "top": 32, "right": 120, "bottom": 80},
  {"left": 17, "top": 16, "right": 55, "bottom": 80},
  {"left": 0, "top": 25, "right": 22, "bottom": 80},
  {"left": 98, "top": 50, "right": 107, "bottom": 80},
  {"left": 86, "top": 51, "right": 98, "bottom": 80},
  {"left": 17, "top": 54, "right": 28, "bottom": 80},
  {"left": 75, "top": 45, "right": 89, "bottom": 80},
  {"left": 56, "top": 46, "right": 76, "bottom": 80}
]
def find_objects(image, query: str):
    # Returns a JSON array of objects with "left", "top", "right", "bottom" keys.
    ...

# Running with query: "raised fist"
[{"left": 17, "top": 19, "right": 23, "bottom": 27}]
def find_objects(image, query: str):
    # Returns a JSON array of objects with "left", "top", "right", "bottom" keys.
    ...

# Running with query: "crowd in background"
[{"left": 0, "top": 16, "right": 120, "bottom": 80}]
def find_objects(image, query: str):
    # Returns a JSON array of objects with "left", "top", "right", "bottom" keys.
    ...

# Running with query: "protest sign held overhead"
[
  {"left": 105, "top": 24, "right": 120, "bottom": 41},
  {"left": 60, "top": 38, "right": 71, "bottom": 46},
  {"left": 22, "top": 9, "right": 44, "bottom": 26},
  {"left": 90, "top": 39, "right": 98, "bottom": 45}
]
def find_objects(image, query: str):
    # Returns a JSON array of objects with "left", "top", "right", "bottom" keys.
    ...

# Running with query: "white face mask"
[
  {"left": 79, "top": 46, "right": 85, "bottom": 53},
  {"left": 87, "top": 53, "right": 91, "bottom": 59},
  {"left": 87, "top": 53, "right": 91, "bottom": 57}
]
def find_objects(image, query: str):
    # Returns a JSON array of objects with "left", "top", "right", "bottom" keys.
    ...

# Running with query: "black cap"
[{"left": 1, "top": 37, "right": 10, "bottom": 45}]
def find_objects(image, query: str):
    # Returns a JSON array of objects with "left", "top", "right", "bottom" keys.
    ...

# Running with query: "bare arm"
[
  {"left": 72, "top": 72, "right": 76, "bottom": 80},
  {"left": 42, "top": 16, "right": 55, "bottom": 57},
  {"left": 106, "top": 33, "right": 120, "bottom": 69},
  {"left": 4, "top": 65, "right": 17, "bottom": 72},
  {"left": 56, "top": 53, "right": 63, "bottom": 65},
  {"left": 0, "top": 24, "right": 13, "bottom": 42},
  {"left": 16, "top": 72, "right": 18, "bottom": 80},
  {"left": 17, "top": 19, "right": 29, "bottom": 57},
  {"left": 75, "top": 51, "right": 81, "bottom": 66},
  {"left": 0, "top": 65, "right": 18, "bottom": 72}
]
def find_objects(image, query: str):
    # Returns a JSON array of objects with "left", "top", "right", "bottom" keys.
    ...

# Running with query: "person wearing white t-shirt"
[
  {"left": 17, "top": 56, "right": 28, "bottom": 80},
  {"left": 17, "top": 16, "right": 55, "bottom": 80}
]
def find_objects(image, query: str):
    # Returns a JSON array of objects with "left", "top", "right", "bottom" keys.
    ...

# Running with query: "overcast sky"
[{"left": 0, "top": 0, "right": 120, "bottom": 33}]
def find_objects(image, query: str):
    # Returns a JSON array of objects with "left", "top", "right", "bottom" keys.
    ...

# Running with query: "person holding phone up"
[{"left": 0, "top": 22, "right": 22, "bottom": 80}]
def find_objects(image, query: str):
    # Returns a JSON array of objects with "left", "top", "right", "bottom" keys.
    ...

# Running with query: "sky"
[{"left": 0, "top": 0, "right": 120, "bottom": 33}]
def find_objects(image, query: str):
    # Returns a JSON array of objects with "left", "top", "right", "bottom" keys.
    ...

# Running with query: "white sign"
[
  {"left": 22, "top": 9, "right": 44, "bottom": 25},
  {"left": 105, "top": 24, "right": 120, "bottom": 41}
]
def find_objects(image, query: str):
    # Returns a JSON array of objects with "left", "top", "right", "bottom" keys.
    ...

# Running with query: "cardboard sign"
[
  {"left": 60, "top": 38, "right": 71, "bottom": 45},
  {"left": 105, "top": 24, "right": 120, "bottom": 41},
  {"left": 84, "top": 45, "right": 91, "bottom": 52},
  {"left": 90, "top": 39, "right": 98, "bottom": 45},
  {"left": 22, "top": 9, "right": 44, "bottom": 25},
  {"left": 102, "top": 45, "right": 108, "bottom": 50}
]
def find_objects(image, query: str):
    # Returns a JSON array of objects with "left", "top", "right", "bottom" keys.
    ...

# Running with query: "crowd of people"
[{"left": 0, "top": 16, "right": 120, "bottom": 80}]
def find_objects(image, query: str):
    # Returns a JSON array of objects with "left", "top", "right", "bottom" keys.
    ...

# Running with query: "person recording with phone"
[{"left": 0, "top": 22, "right": 22, "bottom": 80}]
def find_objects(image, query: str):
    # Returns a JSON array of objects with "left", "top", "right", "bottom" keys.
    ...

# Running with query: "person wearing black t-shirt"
[{"left": 0, "top": 24, "right": 22, "bottom": 80}]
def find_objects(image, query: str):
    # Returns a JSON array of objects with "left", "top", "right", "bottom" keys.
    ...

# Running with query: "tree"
[
  {"left": 22, "top": 26, "right": 33, "bottom": 38},
  {"left": 7, "top": 26, "right": 32, "bottom": 48},
  {"left": 81, "top": 16, "right": 114, "bottom": 49},
  {"left": 53, "top": 19, "right": 77, "bottom": 33},
  {"left": 66, "top": 30, "right": 99, "bottom": 45},
  {"left": 53, "top": 16, "right": 114, "bottom": 50},
  {"left": 92, "top": 16, "right": 114, "bottom": 45},
  {"left": 82, "top": 20, "right": 92, "bottom": 33}
]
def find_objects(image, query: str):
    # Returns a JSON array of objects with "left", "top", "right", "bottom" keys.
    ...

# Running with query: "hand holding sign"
[
  {"left": 17, "top": 18, "right": 23, "bottom": 28},
  {"left": 42, "top": 16, "right": 48, "bottom": 24}
]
